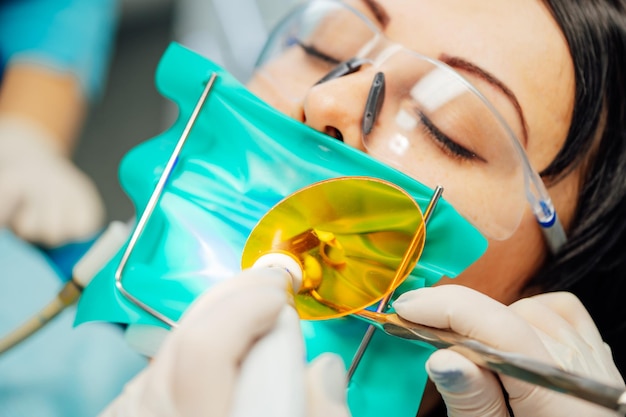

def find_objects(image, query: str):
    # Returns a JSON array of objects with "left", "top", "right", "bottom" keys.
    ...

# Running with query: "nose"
[{"left": 298, "top": 68, "right": 378, "bottom": 151}]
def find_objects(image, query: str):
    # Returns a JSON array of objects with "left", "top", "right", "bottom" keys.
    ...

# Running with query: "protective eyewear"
[{"left": 250, "top": 0, "right": 567, "bottom": 251}]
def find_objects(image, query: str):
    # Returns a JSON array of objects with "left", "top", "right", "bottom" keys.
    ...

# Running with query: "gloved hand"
[
  {"left": 100, "top": 268, "right": 351, "bottom": 417},
  {"left": 392, "top": 285, "right": 625, "bottom": 417},
  {"left": 0, "top": 115, "right": 104, "bottom": 247}
]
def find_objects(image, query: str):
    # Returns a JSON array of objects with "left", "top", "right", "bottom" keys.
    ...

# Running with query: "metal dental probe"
[{"left": 346, "top": 185, "right": 444, "bottom": 380}]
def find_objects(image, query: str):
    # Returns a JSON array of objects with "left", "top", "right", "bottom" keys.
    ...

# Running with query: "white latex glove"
[
  {"left": 392, "top": 285, "right": 626, "bottom": 417},
  {"left": 100, "top": 268, "right": 351, "bottom": 417},
  {"left": 0, "top": 115, "right": 104, "bottom": 246}
]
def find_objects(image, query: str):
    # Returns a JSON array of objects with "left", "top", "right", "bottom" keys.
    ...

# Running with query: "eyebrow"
[
  {"left": 361, "top": 0, "right": 390, "bottom": 28},
  {"left": 440, "top": 54, "right": 530, "bottom": 144}
]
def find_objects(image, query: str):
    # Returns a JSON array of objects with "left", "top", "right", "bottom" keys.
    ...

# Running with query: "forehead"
[{"left": 347, "top": 0, "right": 575, "bottom": 169}]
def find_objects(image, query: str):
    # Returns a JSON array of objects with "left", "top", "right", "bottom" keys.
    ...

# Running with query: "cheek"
[
  {"left": 434, "top": 210, "right": 546, "bottom": 304},
  {"left": 247, "top": 75, "right": 302, "bottom": 120}
]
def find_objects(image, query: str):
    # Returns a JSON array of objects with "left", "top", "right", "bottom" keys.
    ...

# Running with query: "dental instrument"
[
  {"left": 347, "top": 184, "right": 443, "bottom": 381},
  {"left": 356, "top": 309, "right": 626, "bottom": 414}
]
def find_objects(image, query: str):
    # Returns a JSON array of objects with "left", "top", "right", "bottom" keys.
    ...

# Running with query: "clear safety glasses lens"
[{"left": 249, "top": 0, "right": 553, "bottom": 241}]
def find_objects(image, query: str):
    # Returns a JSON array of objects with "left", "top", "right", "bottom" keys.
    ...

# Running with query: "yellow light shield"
[{"left": 242, "top": 177, "right": 425, "bottom": 320}]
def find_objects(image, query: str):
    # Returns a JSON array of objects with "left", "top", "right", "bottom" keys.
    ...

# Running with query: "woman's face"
[{"left": 248, "top": 0, "right": 578, "bottom": 304}]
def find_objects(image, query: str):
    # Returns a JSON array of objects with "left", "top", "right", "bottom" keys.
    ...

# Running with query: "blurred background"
[{"left": 74, "top": 0, "right": 295, "bottom": 223}]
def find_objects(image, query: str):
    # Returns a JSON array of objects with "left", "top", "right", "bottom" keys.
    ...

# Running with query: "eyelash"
[
  {"left": 293, "top": 39, "right": 341, "bottom": 65},
  {"left": 417, "top": 111, "right": 484, "bottom": 162}
]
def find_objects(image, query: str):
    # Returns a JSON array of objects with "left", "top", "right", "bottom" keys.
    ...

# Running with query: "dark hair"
[{"left": 526, "top": 0, "right": 626, "bottom": 376}]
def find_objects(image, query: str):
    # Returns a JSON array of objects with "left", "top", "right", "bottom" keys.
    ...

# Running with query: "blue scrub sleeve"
[{"left": 0, "top": 0, "right": 119, "bottom": 99}]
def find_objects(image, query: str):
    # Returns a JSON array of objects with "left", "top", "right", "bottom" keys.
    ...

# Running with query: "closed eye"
[
  {"left": 418, "top": 110, "right": 486, "bottom": 163},
  {"left": 293, "top": 38, "right": 342, "bottom": 65}
]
